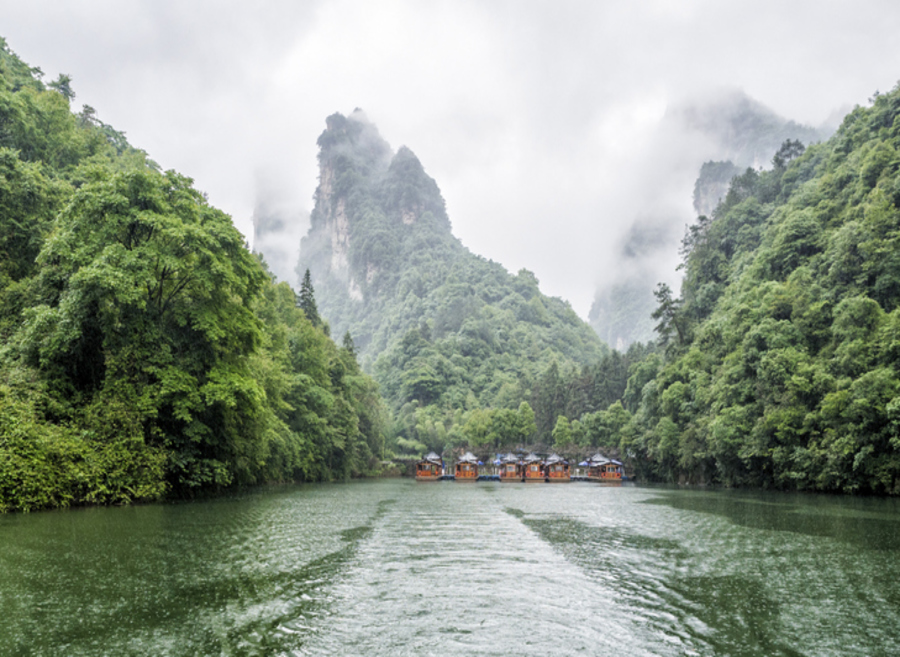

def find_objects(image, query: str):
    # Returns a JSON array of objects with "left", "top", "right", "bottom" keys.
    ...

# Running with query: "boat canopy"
[
  {"left": 523, "top": 452, "right": 542, "bottom": 463},
  {"left": 457, "top": 451, "right": 478, "bottom": 464},
  {"left": 420, "top": 451, "right": 442, "bottom": 465},
  {"left": 500, "top": 453, "right": 520, "bottom": 463},
  {"left": 545, "top": 453, "right": 567, "bottom": 465},
  {"left": 588, "top": 453, "right": 610, "bottom": 466}
]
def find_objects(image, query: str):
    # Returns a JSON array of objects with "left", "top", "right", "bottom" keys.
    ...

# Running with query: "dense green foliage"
[
  {"left": 297, "top": 111, "right": 607, "bottom": 457},
  {"left": 617, "top": 87, "right": 900, "bottom": 493},
  {"left": 0, "top": 40, "right": 386, "bottom": 511}
]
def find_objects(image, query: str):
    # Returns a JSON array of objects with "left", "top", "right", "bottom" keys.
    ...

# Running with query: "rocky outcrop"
[
  {"left": 693, "top": 160, "right": 741, "bottom": 217},
  {"left": 298, "top": 111, "right": 455, "bottom": 315},
  {"left": 330, "top": 197, "right": 350, "bottom": 276}
]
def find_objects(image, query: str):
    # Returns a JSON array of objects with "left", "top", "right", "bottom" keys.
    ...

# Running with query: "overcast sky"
[{"left": 3, "top": 0, "right": 900, "bottom": 316}]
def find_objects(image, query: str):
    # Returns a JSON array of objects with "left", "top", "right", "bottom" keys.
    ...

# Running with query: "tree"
[
  {"left": 298, "top": 268, "right": 321, "bottom": 326},
  {"left": 552, "top": 415, "right": 573, "bottom": 449},
  {"left": 17, "top": 168, "right": 268, "bottom": 492},
  {"left": 516, "top": 401, "right": 537, "bottom": 441},
  {"left": 0, "top": 149, "right": 59, "bottom": 284},
  {"left": 772, "top": 139, "right": 805, "bottom": 170},
  {"left": 48, "top": 73, "right": 75, "bottom": 101},
  {"left": 341, "top": 330, "right": 357, "bottom": 360},
  {"left": 651, "top": 283, "right": 685, "bottom": 348}
]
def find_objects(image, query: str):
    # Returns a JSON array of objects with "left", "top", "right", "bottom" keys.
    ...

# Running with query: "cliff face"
[
  {"left": 299, "top": 111, "right": 456, "bottom": 321},
  {"left": 692, "top": 160, "right": 741, "bottom": 217},
  {"left": 303, "top": 111, "right": 388, "bottom": 292}
]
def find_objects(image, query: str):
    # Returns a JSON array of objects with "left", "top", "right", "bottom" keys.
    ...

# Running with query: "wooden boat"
[
  {"left": 415, "top": 451, "right": 443, "bottom": 481},
  {"left": 523, "top": 452, "right": 544, "bottom": 482},
  {"left": 455, "top": 451, "right": 479, "bottom": 481},
  {"left": 544, "top": 453, "right": 570, "bottom": 482},
  {"left": 586, "top": 453, "right": 623, "bottom": 483},
  {"left": 498, "top": 453, "right": 522, "bottom": 482}
]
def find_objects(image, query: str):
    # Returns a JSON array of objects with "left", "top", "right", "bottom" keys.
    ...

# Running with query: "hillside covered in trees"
[
  {"left": 296, "top": 111, "right": 607, "bottom": 455},
  {"left": 0, "top": 39, "right": 387, "bottom": 511},
  {"left": 609, "top": 87, "right": 900, "bottom": 494}
]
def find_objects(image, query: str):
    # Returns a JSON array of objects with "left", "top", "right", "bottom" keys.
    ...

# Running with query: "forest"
[
  {"left": 0, "top": 40, "right": 387, "bottom": 511},
  {"left": 605, "top": 94, "right": 900, "bottom": 494}
]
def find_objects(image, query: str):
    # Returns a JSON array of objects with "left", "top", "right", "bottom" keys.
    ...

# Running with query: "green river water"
[{"left": 1, "top": 479, "right": 899, "bottom": 656}]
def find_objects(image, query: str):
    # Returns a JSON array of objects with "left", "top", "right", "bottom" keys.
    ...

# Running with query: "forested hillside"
[
  {"left": 0, "top": 39, "right": 386, "bottom": 511},
  {"left": 296, "top": 111, "right": 607, "bottom": 454},
  {"left": 612, "top": 87, "right": 900, "bottom": 494},
  {"left": 589, "top": 91, "right": 831, "bottom": 350}
]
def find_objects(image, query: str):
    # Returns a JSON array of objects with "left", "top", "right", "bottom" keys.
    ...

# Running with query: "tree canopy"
[{"left": 614, "top": 87, "right": 900, "bottom": 494}]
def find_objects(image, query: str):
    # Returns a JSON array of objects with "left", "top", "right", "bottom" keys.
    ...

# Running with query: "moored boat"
[
  {"left": 455, "top": 451, "right": 479, "bottom": 481},
  {"left": 498, "top": 453, "right": 522, "bottom": 482},
  {"left": 523, "top": 452, "right": 544, "bottom": 482},
  {"left": 415, "top": 451, "right": 443, "bottom": 481},
  {"left": 544, "top": 453, "right": 570, "bottom": 482},
  {"left": 586, "top": 453, "right": 623, "bottom": 483}
]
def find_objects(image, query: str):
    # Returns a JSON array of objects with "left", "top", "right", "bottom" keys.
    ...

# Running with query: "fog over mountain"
[{"left": 2, "top": 0, "right": 899, "bottom": 320}]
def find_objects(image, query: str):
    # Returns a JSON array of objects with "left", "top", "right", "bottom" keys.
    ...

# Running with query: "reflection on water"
[
  {"left": 1, "top": 480, "right": 899, "bottom": 656},
  {"left": 644, "top": 488, "right": 900, "bottom": 550}
]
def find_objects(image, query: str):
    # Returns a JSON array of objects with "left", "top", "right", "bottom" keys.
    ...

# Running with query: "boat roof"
[
  {"left": 419, "top": 451, "right": 442, "bottom": 465},
  {"left": 500, "top": 452, "right": 519, "bottom": 463},
  {"left": 588, "top": 453, "right": 610, "bottom": 465},
  {"left": 457, "top": 451, "right": 478, "bottom": 464},
  {"left": 523, "top": 452, "right": 542, "bottom": 463},
  {"left": 545, "top": 453, "right": 567, "bottom": 464}
]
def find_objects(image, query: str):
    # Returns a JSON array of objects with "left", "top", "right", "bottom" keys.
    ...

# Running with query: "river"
[{"left": 1, "top": 479, "right": 899, "bottom": 656}]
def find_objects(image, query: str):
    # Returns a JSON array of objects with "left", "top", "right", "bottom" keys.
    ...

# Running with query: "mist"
[
  {"left": 2, "top": 0, "right": 899, "bottom": 308},
  {"left": 251, "top": 167, "right": 309, "bottom": 285}
]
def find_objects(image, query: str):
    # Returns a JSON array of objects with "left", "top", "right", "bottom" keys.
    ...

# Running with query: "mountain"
[
  {"left": 296, "top": 110, "right": 606, "bottom": 451},
  {"left": 670, "top": 89, "right": 828, "bottom": 168},
  {"left": 588, "top": 90, "right": 833, "bottom": 350},
  {"left": 617, "top": 86, "right": 900, "bottom": 494}
]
